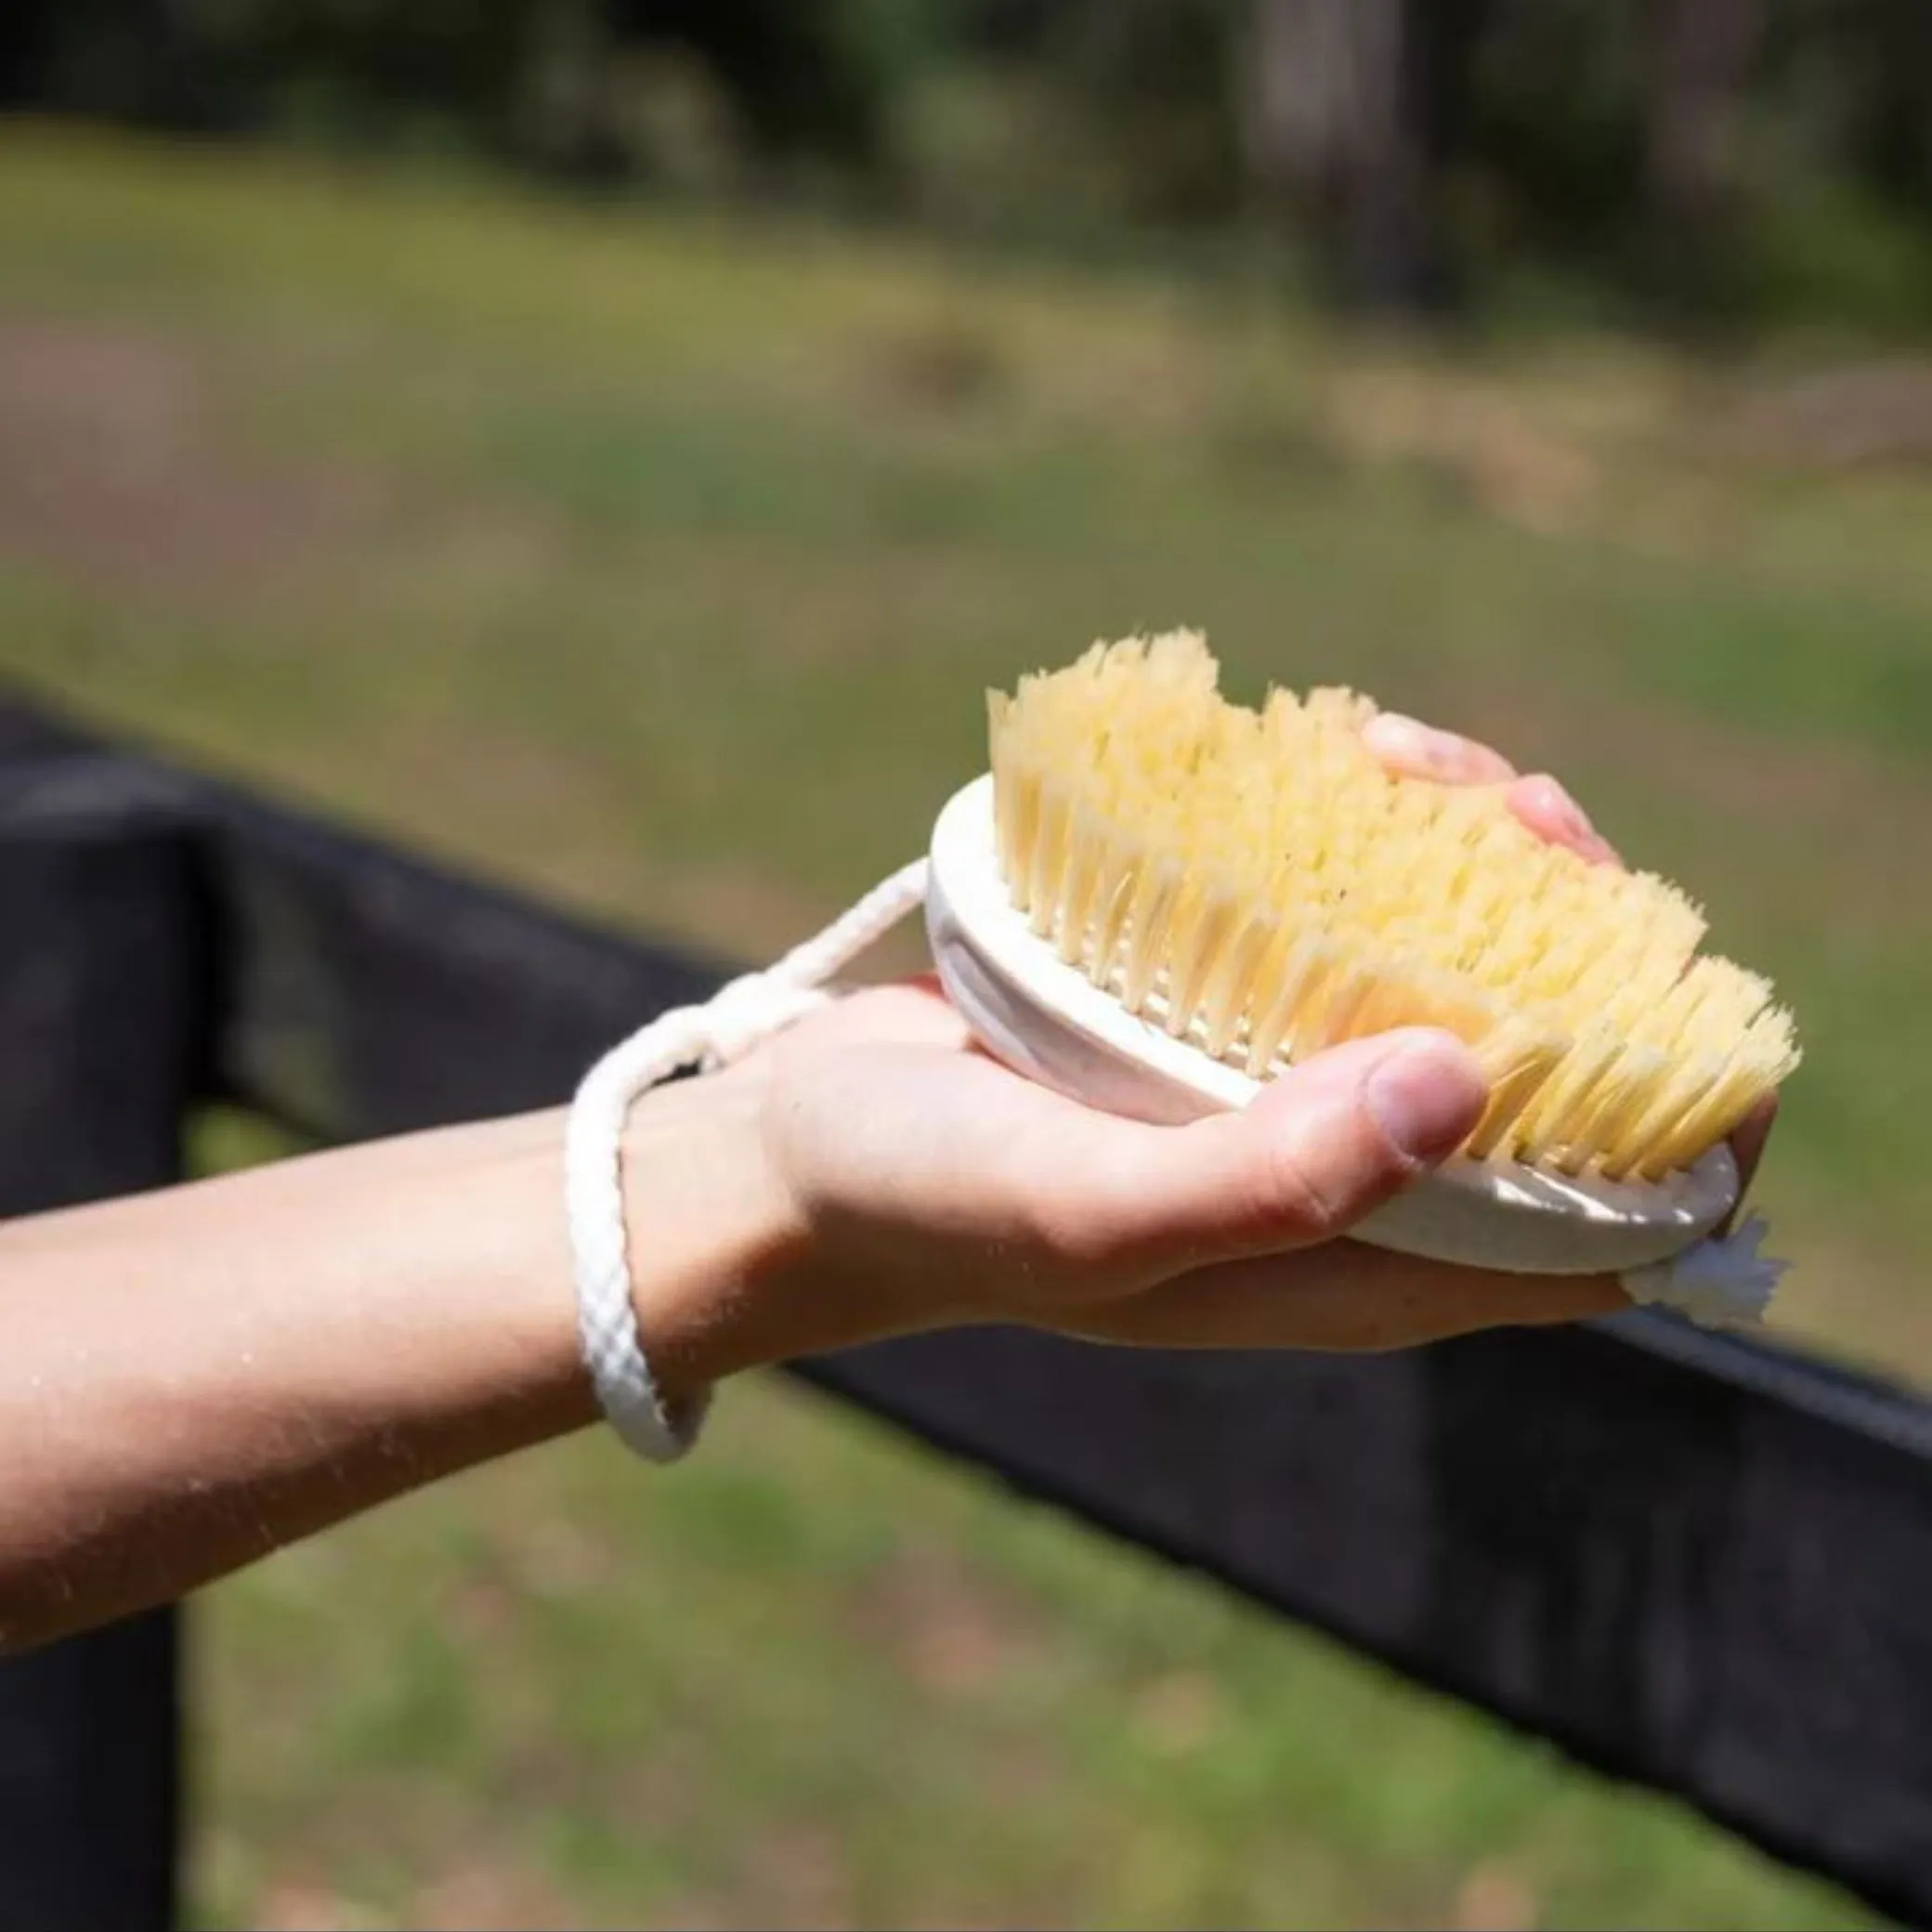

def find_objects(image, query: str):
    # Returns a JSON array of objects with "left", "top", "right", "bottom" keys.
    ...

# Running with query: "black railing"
[{"left": 5, "top": 694, "right": 1932, "bottom": 1929}]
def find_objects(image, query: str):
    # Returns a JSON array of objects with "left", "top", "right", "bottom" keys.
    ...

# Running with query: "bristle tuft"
[{"left": 988, "top": 635, "right": 1800, "bottom": 1179}]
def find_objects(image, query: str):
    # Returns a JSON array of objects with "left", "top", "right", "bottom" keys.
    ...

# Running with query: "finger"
[
  {"left": 1023, "top": 1027, "right": 1489, "bottom": 1291},
  {"left": 1718, "top": 1092, "right": 1780, "bottom": 1236},
  {"left": 1361, "top": 713, "right": 1625, "bottom": 868},
  {"left": 1058, "top": 1239, "right": 1626, "bottom": 1352},
  {"left": 1363, "top": 711, "right": 1517, "bottom": 786},
  {"left": 1505, "top": 772, "right": 1622, "bottom": 867}
]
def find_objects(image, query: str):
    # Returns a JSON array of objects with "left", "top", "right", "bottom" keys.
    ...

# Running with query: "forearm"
[{"left": 0, "top": 1069, "right": 797, "bottom": 1651}]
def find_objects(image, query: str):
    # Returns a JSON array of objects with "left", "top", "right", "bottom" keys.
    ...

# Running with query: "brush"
[
  {"left": 570, "top": 625, "right": 1800, "bottom": 1446},
  {"left": 922, "top": 630, "right": 1800, "bottom": 1321}
]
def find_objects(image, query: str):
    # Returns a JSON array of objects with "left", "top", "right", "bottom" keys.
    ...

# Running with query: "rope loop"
[{"left": 565, "top": 859, "right": 930, "bottom": 1460}]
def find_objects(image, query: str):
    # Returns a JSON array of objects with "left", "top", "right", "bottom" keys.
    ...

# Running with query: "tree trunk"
[
  {"left": 1238, "top": 0, "right": 1485, "bottom": 314},
  {"left": 1858, "top": 0, "right": 1932, "bottom": 212},
  {"left": 1642, "top": 0, "right": 1762, "bottom": 249}
]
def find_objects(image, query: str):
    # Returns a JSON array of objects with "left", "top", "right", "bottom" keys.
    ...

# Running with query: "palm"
[{"left": 764, "top": 981, "right": 1628, "bottom": 1353}]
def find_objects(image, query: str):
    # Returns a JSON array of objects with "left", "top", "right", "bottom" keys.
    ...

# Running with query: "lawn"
[{"left": 3, "top": 124, "right": 1925, "bottom": 1927}]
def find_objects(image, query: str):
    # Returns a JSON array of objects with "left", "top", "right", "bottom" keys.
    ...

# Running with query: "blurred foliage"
[
  {"left": 5, "top": 125, "right": 1926, "bottom": 1925},
  {"left": 4, "top": 0, "right": 1932, "bottom": 327}
]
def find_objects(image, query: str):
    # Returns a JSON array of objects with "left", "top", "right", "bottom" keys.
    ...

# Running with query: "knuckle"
[
  {"left": 1014, "top": 1168, "right": 1129, "bottom": 1287},
  {"left": 1249, "top": 1134, "right": 1354, "bottom": 1239}
]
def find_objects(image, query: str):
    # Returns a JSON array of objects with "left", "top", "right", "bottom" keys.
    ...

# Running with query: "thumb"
[{"left": 1047, "top": 1027, "right": 1490, "bottom": 1291}]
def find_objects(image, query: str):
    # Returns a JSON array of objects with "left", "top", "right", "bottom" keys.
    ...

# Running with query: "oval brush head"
[{"left": 925, "top": 631, "right": 1801, "bottom": 1280}]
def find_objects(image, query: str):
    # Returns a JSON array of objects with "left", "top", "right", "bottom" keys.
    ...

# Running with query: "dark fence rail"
[{"left": 5, "top": 694, "right": 1932, "bottom": 1929}]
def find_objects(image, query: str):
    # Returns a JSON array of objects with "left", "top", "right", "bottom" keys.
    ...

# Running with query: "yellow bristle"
[{"left": 987, "top": 633, "right": 1801, "bottom": 1179}]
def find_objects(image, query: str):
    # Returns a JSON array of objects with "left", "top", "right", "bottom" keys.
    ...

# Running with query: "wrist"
[{"left": 614, "top": 1059, "right": 810, "bottom": 1410}]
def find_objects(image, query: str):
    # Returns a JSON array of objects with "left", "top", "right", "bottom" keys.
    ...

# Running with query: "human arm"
[
  {"left": 0, "top": 737, "right": 1771, "bottom": 1651},
  {"left": 0, "top": 1001, "right": 1628, "bottom": 1652}
]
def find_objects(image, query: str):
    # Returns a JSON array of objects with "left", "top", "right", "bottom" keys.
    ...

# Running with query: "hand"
[
  {"left": 737, "top": 982, "right": 1611, "bottom": 1364},
  {"left": 648, "top": 711, "right": 1775, "bottom": 1384}
]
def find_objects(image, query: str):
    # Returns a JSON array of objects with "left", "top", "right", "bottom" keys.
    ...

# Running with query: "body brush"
[{"left": 923, "top": 631, "right": 1798, "bottom": 1324}]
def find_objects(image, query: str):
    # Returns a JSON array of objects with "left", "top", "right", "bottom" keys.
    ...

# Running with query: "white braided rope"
[{"left": 565, "top": 858, "right": 932, "bottom": 1461}]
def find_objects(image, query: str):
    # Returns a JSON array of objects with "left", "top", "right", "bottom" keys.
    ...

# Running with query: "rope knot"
[{"left": 698, "top": 970, "right": 834, "bottom": 1071}]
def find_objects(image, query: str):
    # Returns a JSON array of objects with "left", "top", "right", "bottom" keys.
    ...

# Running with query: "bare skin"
[{"left": 0, "top": 724, "right": 1774, "bottom": 1651}]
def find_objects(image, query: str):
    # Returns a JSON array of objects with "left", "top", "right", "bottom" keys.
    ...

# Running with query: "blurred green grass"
[{"left": 7, "top": 127, "right": 1927, "bottom": 1927}]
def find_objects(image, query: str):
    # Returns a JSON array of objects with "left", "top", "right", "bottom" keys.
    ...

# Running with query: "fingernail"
[
  {"left": 1363, "top": 712, "right": 1465, "bottom": 779},
  {"left": 1541, "top": 777, "right": 1592, "bottom": 842},
  {"left": 1364, "top": 1034, "right": 1489, "bottom": 1163},
  {"left": 1531, "top": 776, "right": 1618, "bottom": 863}
]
